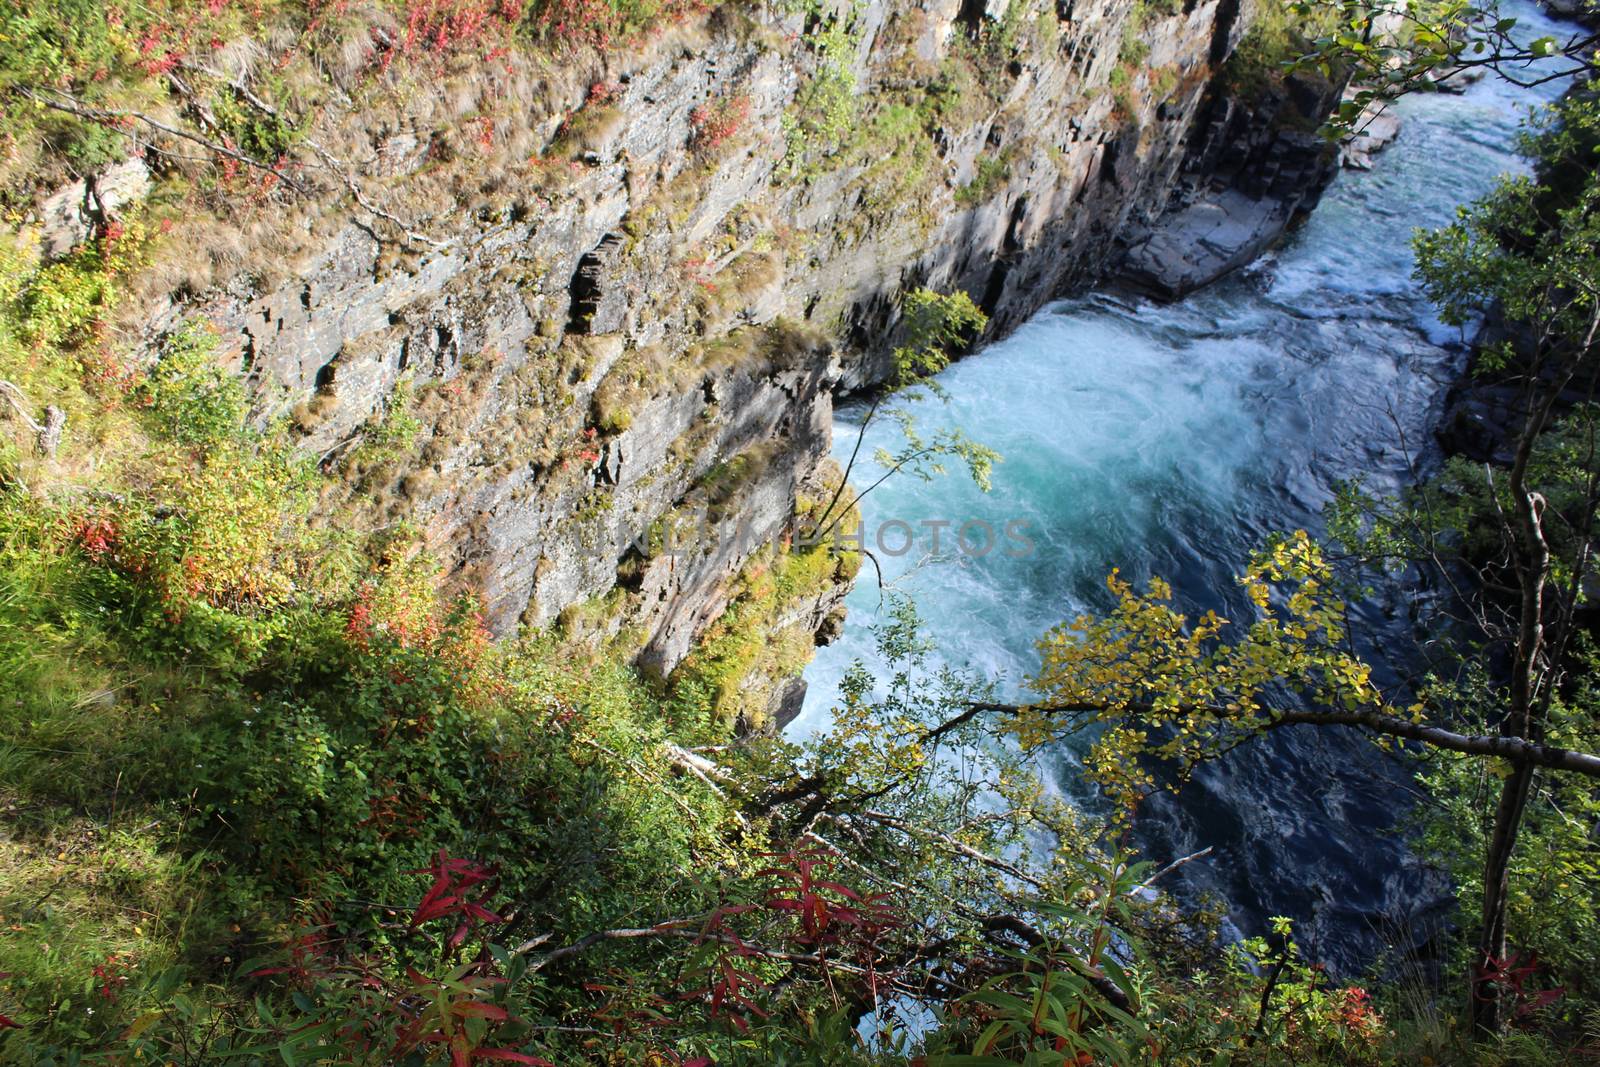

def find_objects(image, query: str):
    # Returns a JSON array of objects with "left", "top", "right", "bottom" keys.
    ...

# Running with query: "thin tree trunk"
[
  {"left": 1471, "top": 372, "right": 1557, "bottom": 1033},
  {"left": 1471, "top": 761, "right": 1534, "bottom": 1032}
]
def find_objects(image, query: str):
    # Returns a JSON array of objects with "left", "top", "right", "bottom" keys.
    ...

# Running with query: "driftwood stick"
[{"left": 1132, "top": 846, "right": 1213, "bottom": 894}]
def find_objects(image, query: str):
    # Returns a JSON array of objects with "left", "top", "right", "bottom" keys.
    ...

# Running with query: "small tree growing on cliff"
[{"left": 807, "top": 287, "right": 999, "bottom": 551}]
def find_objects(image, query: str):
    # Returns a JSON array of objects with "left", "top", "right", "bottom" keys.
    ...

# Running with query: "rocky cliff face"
[
  {"left": 1117, "top": 66, "right": 1344, "bottom": 298},
  {"left": 116, "top": 0, "right": 1307, "bottom": 723}
]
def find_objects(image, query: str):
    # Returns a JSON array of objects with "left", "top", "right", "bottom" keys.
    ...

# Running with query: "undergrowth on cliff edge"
[{"left": 0, "top": 0, "right": 719, "bottom": 229}]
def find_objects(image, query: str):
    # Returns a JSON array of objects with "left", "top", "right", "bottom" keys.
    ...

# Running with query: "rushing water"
[{"left": 789, "top": 4, "right": 1578, "bottom": 971}]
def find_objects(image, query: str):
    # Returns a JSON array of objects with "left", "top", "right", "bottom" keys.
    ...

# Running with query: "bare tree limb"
[
  {"left": 855, "top": 808, "right": 1045, "bottom": 889},
  {"left": 1132, "top": 847, "right": 1214, "bottom": 894},
  {"left": 172, "top": 62, "right": 449, "bottom": 249},
  {"left": 0, "top": 380, "right": 65, "bottom": 457},
  {"left": 16, "top": 87, "right": 307, "bottom": 194},
  {"left": 949, "top": 700, "right": 1600, "bottom": 777}
]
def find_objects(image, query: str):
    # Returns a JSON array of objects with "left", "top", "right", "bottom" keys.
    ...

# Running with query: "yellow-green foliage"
[
  {"left": 893, "top": 286, "right": 987, "bottom": 383},
  {"left": 1224, "top": 0, "right": 1338, "bottom": 95},
  {"left": 0, "top": 221, "right": 150, "bottom": 451},
  {"left": 1026, "top": 531, "right": 1371, "bottom": 811},
  {"left": 1152, "top": 65, "right": 1181, "bottom": 103},
  {"left": 855, "top": 101, "right": 939, "bottom": 219},
  {"left": 1119, "top": 28, "right": 1152, "bottom": 66},
  {"left": 779, "top": 8, "right": 861, "bottom": 179},
  {"left": 342, "top": 374, "right": 425, "bottom": 486},
  {"left": 669, "top": 542, "right": 844, "bottom": 731},
  {"left": 1107, "top": 64, "right": 1139, "bottom": 123}
]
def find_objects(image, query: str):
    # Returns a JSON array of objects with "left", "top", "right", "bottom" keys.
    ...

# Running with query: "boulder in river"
[
  {"left": 1118, "top": 189, "right": 1292, "bottom": 299},
  {"left": 1115, "top": 71, "right": 1344, "bottom": 300},
  {"left": 1541, "top": 0, "right": 1598, "bottom": 26},
  {"left": 1341, "top": 96, "right": 1403, "bottom": 170}
]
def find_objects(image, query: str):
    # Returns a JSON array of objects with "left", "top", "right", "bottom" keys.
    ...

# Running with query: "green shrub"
[
  {"left": 954, "top": 152, "right": 1012, "bottom": 208},
  {"left": 857, "top": 100, "right": 939, "bottom": 214},
  {"left": 780, "top": 12, "right": 861, "bottom": 178},
  {"left": 1120, "top": 34, "right": 1151, "bottom": 66},
  {"left": 136, "top": 320, "right": 250, "bottom": 452},
  {"left": 1108, "top": 66, "right": 1141, "bottom": 122},
  {"left": 893, "top": 286, "right": 987, "bottom": 383},
  {"left": 211, "top": 86, "right": 301, "bottom": 162},
  {"left": 346, "top": 375, "right": 424, "bottom": 471},
  {"left": 1223, "top": 0, "right": 1338, "bottom": 96}
]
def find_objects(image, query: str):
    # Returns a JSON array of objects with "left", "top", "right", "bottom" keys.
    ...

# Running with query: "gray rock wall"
[
  {"left": 152, "top": 0, "right": 1293, "bottom": 686},
  {"left": 1118, "top": 68, "right": 1345, "bottom": 299}
]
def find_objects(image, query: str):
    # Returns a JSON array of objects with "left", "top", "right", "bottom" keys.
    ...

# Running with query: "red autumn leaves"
[{"left": 408, "top": 849, "right": 505, "bottom": 952}]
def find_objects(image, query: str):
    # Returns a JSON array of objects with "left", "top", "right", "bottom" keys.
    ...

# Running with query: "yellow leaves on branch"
[
  {"left": 817, "top": 694, "right": 928, "bottom": 786},
  {"left": 1024, "top": 531, "right": 1394, "bottom": 812}
]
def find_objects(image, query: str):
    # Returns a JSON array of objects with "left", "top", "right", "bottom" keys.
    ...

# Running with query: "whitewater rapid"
[{"left": 789, "top": 2, "right": 1578, "bottom": 969}]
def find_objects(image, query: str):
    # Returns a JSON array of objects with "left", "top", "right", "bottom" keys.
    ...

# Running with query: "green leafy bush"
[
  {"left": 893, "top": 286, "right": 987, "bottom": 382},
  {"left": 136, "top": 320, "right": 250, "bottom": 452},
  {"left": 780, "top": 10, "right": 861, "bottom": 178},
  {"left": 954, "top": 152, "right": 1012, "bottom": 208}
]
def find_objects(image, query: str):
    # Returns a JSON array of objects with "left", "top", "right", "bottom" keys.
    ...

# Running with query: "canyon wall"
[{"left": 120, "top": 0, "right": 1324, "bottom": 726}]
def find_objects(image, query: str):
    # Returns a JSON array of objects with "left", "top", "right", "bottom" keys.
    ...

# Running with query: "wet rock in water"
[
  {"left": 1341, "top": 95, "right": 1402, "bottom": 170},
  {"left": 1436, "top": 384, "right": 1523, "bottom": 464},
  {"left": 1115, "top": 71, "right": 1343, "bottom": 300},
  {"left": 1119, "top": 189, "right": 1292, "bottom": 300},
  {"left": 1428, "top": 67, "right": 1489, "bottom": 94},
  {"left": 1541, "top": 0, "right": 1598, "bottom": 26}
]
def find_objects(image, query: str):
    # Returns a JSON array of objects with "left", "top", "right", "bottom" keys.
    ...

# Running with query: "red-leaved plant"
[
  {"left": 409, "top": 850, "right": 505, "bottom": 953},
  {"left": 688, "top": 95, "right": 750, "bottom": 154},
  {"left": 230, "top": 852, "right": 547, "bottom": 1065},
  {"left": 680, "top": 847, "right": 902, "bottom": 1033},
  {"left": 1476, "top": 952, "right": 1566, "bottom": 1024}
]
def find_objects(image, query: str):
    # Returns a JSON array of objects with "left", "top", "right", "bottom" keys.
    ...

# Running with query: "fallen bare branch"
[
  {"left": 0, "top": 380, "right": 65, "bottom": 456},
  {"left": 17, "top": 87, "right": 307, "bottom": 194}
]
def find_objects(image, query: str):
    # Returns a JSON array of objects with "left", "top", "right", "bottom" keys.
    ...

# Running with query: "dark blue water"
[{"left": 790, "top": 3, "right": 1576, "bottom": 970}]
